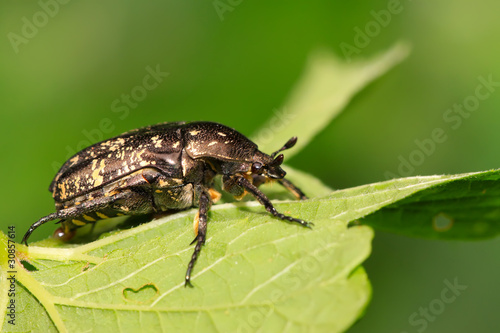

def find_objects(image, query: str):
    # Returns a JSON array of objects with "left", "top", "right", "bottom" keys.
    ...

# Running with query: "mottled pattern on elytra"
[
  {"left": 50, "top": 122, "right": 185, "bottom": 202},
  {"left": 49, "top": 122, "right": 261, "bottom": 203}
]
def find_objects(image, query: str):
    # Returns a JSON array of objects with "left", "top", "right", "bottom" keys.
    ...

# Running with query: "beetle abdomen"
[{"left": 65, "top": 207, "right": 125, "bottom": 227}]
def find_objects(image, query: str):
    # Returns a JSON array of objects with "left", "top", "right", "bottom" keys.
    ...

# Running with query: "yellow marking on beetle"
[
  {"left": 58, "top": 183, "right": 67, "bottom": 200},
  {"left": 193, "top": 212, "right": 200, "bottom": 234},
  {"left": 113, "top": 138, "right": 125, "bottom": 146},
  {"left": 208, "top": 188, "right": 222, "bottom": 203},
  {"left": 72, "top": 219, "right": 87, "bottom": 226},
  {"left": 95, "top": 212, "right": 109, "bottom": 219},
  {"left": 217, "top": 132, "right": 227, "bottom": 136},
  {"left": 151, "top": 135, "right": 163, "bottom": 148},
  {"left": 189, "top": 130, "right": 201, "bottom": 136},
  {"left": 234, "top": 190, "right": 248, "bottom": 201},
  {"left": 74, "top": 201, "right": 81, "bottom": 205},
  {"left": 154, "top": 139, "right": 163, "bottom": 148},
  {"left": 73, "top": 176, "right": 82, "bottom": 191},
  {"left": 172, "top": 141, "right": 180, "bottom": 148},
  {"left": 92, "top": 159, "right": 106, "bottom": 187},
  {"left": 155, "top": 189, "right": 163, "bottom": 193},
  {"left": 105, "top": 189, "right": 120, "bottom": 197},
  {"left": 208, "top": 141, "right": 218, "bottom": 147},
  {"left": 83, "top": 214, "right": 97, "bottom": 222},
  {"left": 70, "top": 155, "right": 79, "bottom": 164}
]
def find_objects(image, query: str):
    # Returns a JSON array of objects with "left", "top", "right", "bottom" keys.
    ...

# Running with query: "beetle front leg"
[
  {"left": 251, "top": 175, "right": 307, "bottom": 200},
  {"left": 185, "top": 187, "right": 211, "bottom": 287},
  {"left": 278, "top": 178, "right": 308, "bottom": 200},
  {"left": 234, "top": 176, "right": 313, "bottom": 228}
]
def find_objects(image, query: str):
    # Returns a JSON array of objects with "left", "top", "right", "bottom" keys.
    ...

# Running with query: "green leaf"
[
  {"left": 359, "top": 170, "right": 500, "bottom": 240},
  {"left": 4, "top": 169, "right": 500, "bottom": 332},
  {"left": 251, "top": 42, "right": 411, "bottom": 158},
  {"left": 5, "top": 198, "right": 373, "bottom": 332}
]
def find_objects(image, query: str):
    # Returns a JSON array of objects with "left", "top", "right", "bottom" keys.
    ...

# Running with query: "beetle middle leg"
[{"left": 185, "top": 186, "right": 211, "bottom": 287}]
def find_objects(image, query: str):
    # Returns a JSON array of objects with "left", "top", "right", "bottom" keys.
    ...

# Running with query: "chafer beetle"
[{"left": 22, "top": 121, "right": 312, "bottom": 286}]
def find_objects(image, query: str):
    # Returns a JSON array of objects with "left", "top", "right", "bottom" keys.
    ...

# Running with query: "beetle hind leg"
[
  {"left": 23, "top": 191, "right": 132, "bottom": 245},
  {"left": 22, "top": 212, "right": 60, "bottom": 245}
]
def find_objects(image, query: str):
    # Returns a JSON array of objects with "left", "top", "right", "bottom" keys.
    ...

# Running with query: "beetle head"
[{"left": 250, "top": 136, "right": 297, "bottom": 179}]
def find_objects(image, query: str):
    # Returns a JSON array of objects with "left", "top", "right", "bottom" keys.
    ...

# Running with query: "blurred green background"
[{"left": 1, "top": 1, "right": 499, "bottom": 332}]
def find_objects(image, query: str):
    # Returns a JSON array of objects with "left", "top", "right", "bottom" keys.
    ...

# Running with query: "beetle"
[{"left": 22, "top": 121, "right": 312, "bottom": 286}]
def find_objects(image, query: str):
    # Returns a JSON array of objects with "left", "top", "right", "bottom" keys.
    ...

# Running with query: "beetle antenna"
[
  {"left": 270, "top": 137, "right": 297, "bottom": 159},
  {"left": 271, "top": 153, "right": 284, "bottom": 166}
]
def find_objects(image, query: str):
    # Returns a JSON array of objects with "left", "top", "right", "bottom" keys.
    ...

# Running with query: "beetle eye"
[{"left": 251, "top": 162, "right": 263, "bottom": 174}]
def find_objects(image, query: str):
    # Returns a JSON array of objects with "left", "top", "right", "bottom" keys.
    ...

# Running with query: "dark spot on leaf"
[
  {"left": 432, "top": 213, "right": 454, "bottom": 232},
  {"left": 20, "top": 260, "right": 38, "bottom": 272},
  {"left": 122, "top": 283, "right": 159, "bottom": 303}
]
